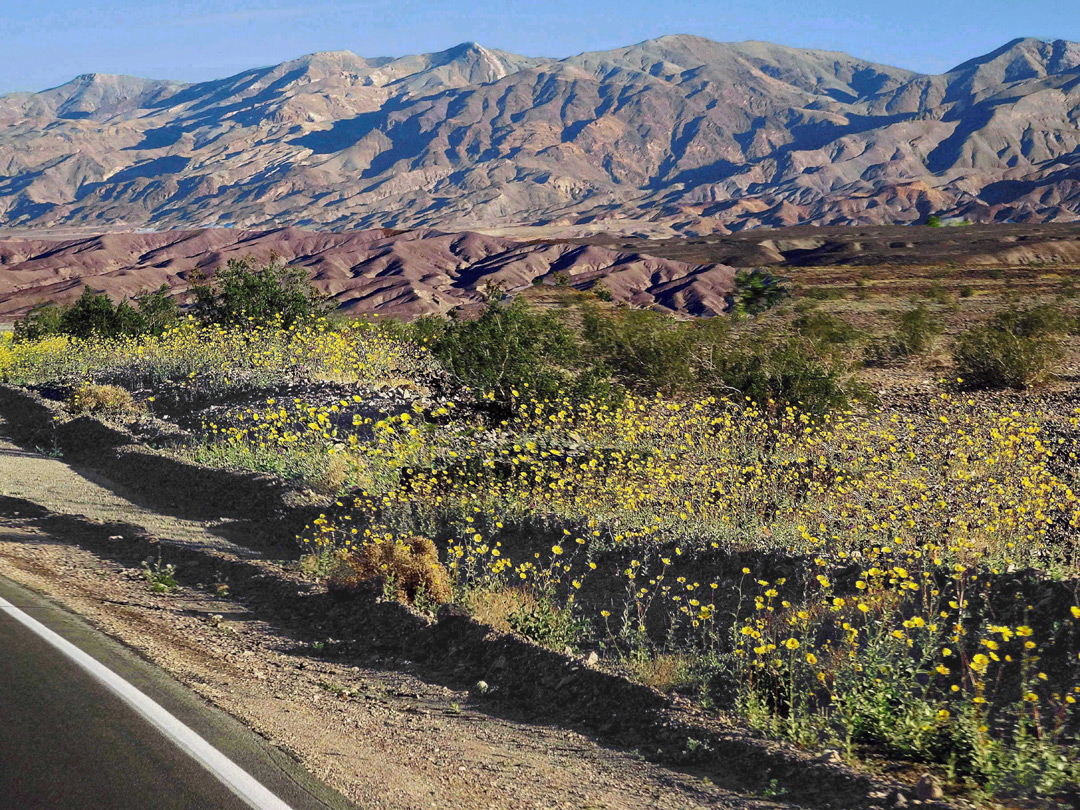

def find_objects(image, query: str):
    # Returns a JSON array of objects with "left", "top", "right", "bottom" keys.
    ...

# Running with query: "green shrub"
[
  {"left": 802, "top": 287, "right": 847, "bottom": 301},
  {"left": 716, "top": 333, "right": 855, "bottom": 415},
  {"left": 793, "top": 310, "right": 859, "bottom": 347},
  {"left": 896, "top": 304, "right": 943, "bottom": 354},
  {"left": 427, "top": 295, "right": 586, "bottom": 408},
  {"left": 132, "top": 285, "right": 181, "bottom": 335},
  {"left": 191, "top": 255, "right": 330, "bottom": 328},
  {"left": 731, "top": 269, "right": 790, "bottom": 317},
  {"left": 953, "top": 305, "right": 1066, "bottom": 389},
  {"left": 865, "top": 304, "right": 944, "bottom": 366},
  {"left": 13, "top": 302, "right": 65, "bottom": 342},
  {"left": 582, "top": 307, "right": 729, "bottom": 399},
  {"left": 924, "top": 281, "right": 951, "bottom": 304},
  {"left": 14, "top": 285, "right": 180, "bottom": 342}
]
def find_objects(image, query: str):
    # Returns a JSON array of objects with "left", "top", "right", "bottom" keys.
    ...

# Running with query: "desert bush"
[
  {"left": 802, "top": 287, "right": 847, "bottom": 301},
  {"left": 793, "top": 310, "right": 859, "bottom": 347},
  {"left": 14, "top": 285, "right": 180, "bottom": 342},
  {"left": 13, "top": 302, "right": 66, "bottom": 342},
  {"left": 924, "top": 281, "right": 951, "bottom": 304},
  {"left": 68, "top": 383, "right": 140, "bottom": 414},
  {"left": 731, "top": 269, "right": 790, "bottom": 317},
  {"left": 131, "top": 285, "right": 181, "bottom": 335},
  {"left": 953, "top": 305, "right": 1066, "bottom": 389},
  {"left": 329, "top": 536, "right": 451, "bottom": 605},
  {"left": 864, "top": 304, "right": 944, "bottom": 366},
  {"left": 426, "top": 295, "right": 587, "bottom": 408},
  {"left": 507, "top": 593, "right": 585, "bottom": 649},
  {"left": 716, "top": 333, "right": 855, "bottom": 415},
  {"left": 582, "top": 306, "right": 728, "bottom": 399},
  {"left": 191, "top": 255, "right": 331, "bottom": 328}
]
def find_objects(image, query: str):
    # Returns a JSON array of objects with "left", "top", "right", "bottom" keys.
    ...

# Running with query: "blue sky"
[{"left": 0, "top": 0, "right": 1075, "bottom": 94}]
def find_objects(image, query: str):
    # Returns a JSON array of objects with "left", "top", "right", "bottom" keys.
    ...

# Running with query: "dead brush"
[
  {"left": 329, "top": 536, "right": 451, "bottom": 605},
  {"left": 67, "top": 383, "right": 141, "bottom": 415}
]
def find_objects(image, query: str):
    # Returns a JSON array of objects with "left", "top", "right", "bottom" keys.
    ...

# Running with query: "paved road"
[{"left": 0, "top": 575, "right": 355, "bottom": 810}]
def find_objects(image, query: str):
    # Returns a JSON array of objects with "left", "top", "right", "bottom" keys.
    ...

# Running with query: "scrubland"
[{"left": 3, "top": 262, "right": 1080, "bottom": 806}]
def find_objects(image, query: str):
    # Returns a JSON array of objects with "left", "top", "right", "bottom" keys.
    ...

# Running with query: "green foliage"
[
  {"left": 430, "top": 297, "right": 856, "bottom": 415},
  {"left": 13, "top": 302, "right": 66, "bottom": 342},
  {"left": 582, "top": 307, "right": 729, "bottom": 399},
  {"left": 793, "top": 310, "right": 859, "bottom": 347},
  {"left": 591, "top": 282, "right": 613, "bottom": 302},
  {"left": 896, "top": 304, "right": 943, "bottom": 354},
  {"left": 192, "top": 255, "right": 331, "bottom": 328},
  {"left": 923, "top": 281, "right": 951, "bottom": 304},
  {"left": 865, "top": 304, "right": 944, "bottom": 366},
  {"left": 141, "top": 556, "right": 178, "bottom": 594},
  {"left": 508, "top": 594, "right": 585, "bottom": 649},
  {"left": 926, "top": 214, "right": 943, "bottom": 227},
  {"left": 132, "top": 285, "right": 181, "bottom": 335},
  {"left": 14, "top": 285, "right": 180, "bottom": 342},
  {"left": 426, "top": 296, "right": 586, "bottom": 408},
  {"left": 802, "top": 287, "right": 847, "bottom": 301},
  {"left": 731, "top": 269, "right": 790, "bottom": 317},
  {"left": 716, "top": 332, "right": 855, "bottom": 416},
  {"left": 953, "top": 305, "right": 1066, "bottom": 389}
]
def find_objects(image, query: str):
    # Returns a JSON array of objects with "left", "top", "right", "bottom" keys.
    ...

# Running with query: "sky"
[{"left": 0, "top": 0, "right": 1076, "bottom": 94}]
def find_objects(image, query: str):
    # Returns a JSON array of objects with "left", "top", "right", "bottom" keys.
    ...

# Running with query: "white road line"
[{"left": 0, "top": 594, "right": 294, "bottom": 810}]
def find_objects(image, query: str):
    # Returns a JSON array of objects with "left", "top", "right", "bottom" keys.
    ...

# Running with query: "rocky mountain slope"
[
  {"left": 1, "top": 36, "right": 1080, "bottom": 234},
  {"left": 0, "top": 227, "right": 735, "bottom": 319}
]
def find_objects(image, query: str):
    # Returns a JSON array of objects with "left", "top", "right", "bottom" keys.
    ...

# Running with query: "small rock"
[
  {"left": 915, "top": 774, "right": 943, "bottom": 801},
  {"left": 108, "top": 535, "right": 124, "bottom": 542},
  {"left": 584, "top": 651, "right": 599, "bottom": 668},
  {"left": 816, "top": 749, "right": 843, "bottom": 765},
  {"left": 892, "top": 792, "right": 909, "bottom": 809}
]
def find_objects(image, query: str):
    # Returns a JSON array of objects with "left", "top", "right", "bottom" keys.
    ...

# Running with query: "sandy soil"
[{"left": 0, "top": 430, "right": 795, "bottom": 810}]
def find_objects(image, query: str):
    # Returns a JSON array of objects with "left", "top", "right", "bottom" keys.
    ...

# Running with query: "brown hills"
[
  {"left": 0, "top": 227, "right": 736, "bottom": 321},
  {"left": 2, "top": 37, "right": 1080, "bottom": 235}
]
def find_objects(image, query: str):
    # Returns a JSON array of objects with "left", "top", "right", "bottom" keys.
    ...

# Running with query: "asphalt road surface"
[{"left": 0, "top": 575, "right": 354, "bottom": 810}]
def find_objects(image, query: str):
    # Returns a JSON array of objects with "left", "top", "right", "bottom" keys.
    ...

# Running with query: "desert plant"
[
  {"left": 716, "top": 333, "right": 856, "bottom": 415},
  {"left": 865, "top": 304, "right": 944, "bottom": 366},
  {"left": 68, "top": 383, "right": 140, "bottom": 414},
  {"left": 141, "top": 556, "right": 178, "bottom": 593},
  {"left": 132, "top": 285, "right": 181, "bottom": 335},
  {"left": 191, "top": 255, "right": 331, "bottom": 328},
  {"left": 507, "top": 593, "right": 585, "bottom": 649},
  {"left": 13, "top": 302, "right": 65, "bottom": 342},
  {"left": 14, "top": 285, "right": 180, "bottom": 341},
  {"left": 793, "top": 310, "right": 859, "bottom": 347},
  {"left": 427, "top": 295, "right": 585, "bottom": 408},
  {"left": 582, "top": 306, "right": 729, "bottom": 399},
  {"left": 329, "top": 536, "right": 452, "bottom": 605},
  {"left": 953, "top": 305, "right": 1066, "bottom": 389},
  {"left": 731, "top": 269, "right": 790, "bottom": 317}
]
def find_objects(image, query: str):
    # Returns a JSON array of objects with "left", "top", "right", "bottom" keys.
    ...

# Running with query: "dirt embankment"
[{"left": 0, "top": 384, "right": 950, "bottom": 810}]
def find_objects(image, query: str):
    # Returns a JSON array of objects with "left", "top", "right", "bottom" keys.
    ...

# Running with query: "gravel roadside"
[{"left": 0, "top": 432, "right": 797, "bottom": 810}]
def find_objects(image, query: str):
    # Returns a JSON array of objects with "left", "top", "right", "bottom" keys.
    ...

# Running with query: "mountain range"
[{"left": 1, "top": 35, "right": 1080, "bottom": 235}]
